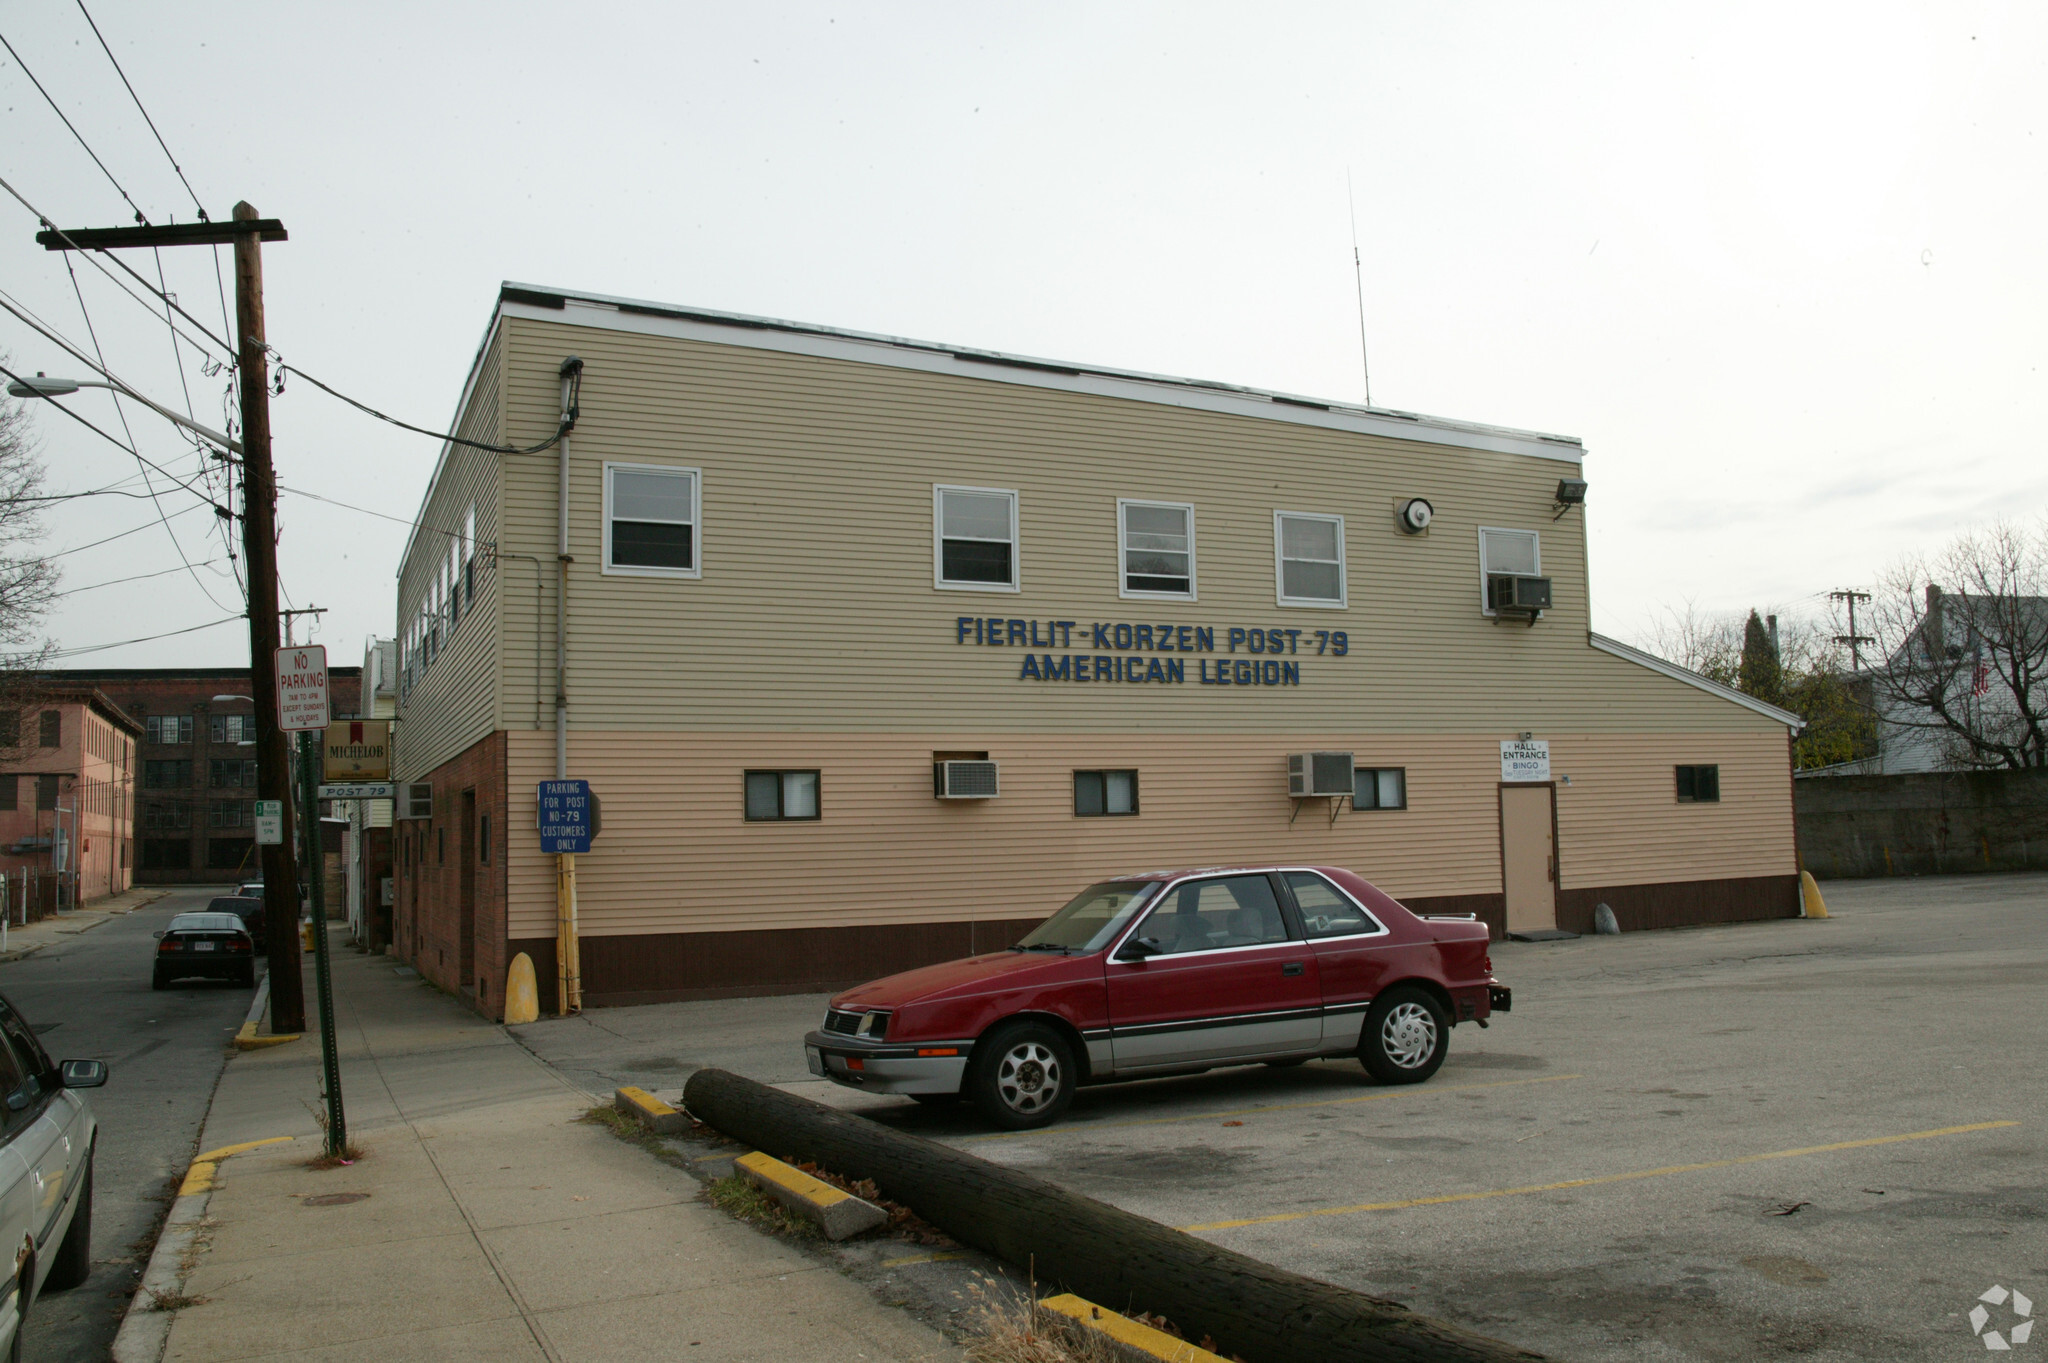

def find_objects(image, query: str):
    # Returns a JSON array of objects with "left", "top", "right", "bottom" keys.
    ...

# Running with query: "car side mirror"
[
  {"left": 60, "top": 1060, "right": 108, "bottom": 1089},
  {"left": 152, "top": 931, "right": 164, "bottom": 940},
  {"left": 1118, "top": 936, "right": 1164, "bottom": 961}
]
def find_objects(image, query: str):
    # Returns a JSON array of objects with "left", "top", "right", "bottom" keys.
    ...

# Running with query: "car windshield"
[
  {"left": 168, "top": 914, "right": 243, "bottom": 932},
  {"left": 1014, "top": 881, "right": 1160, "bottom": 953}
]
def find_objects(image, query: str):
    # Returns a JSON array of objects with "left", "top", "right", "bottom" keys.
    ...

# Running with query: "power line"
[
  {"left": 275, "top": 362, "right": 572, "bottom": 455},
  {"left": 0, "top": 175, "right": 234, "bottom": 357},
  {"left": 47, "top": 613, "right": 244, "bottom": 660},
  {"left": 71, "top": 0, "right": 208, "bottom": 220},
  {"left": 0, "top": 28, "right": 151, "bottom": 225},
  {"left": 0, "top": 359, "right": 224, "bottom": 510},
  {"left": 54, "top": 558, "right": 224, "bottom": 598},
  {"left": 45, "top": 498, "right": 211, "bottom": 560}
]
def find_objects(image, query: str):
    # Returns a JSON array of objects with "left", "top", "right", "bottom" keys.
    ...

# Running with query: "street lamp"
[{"left": 9, "top": 373, "right": 242, "bottom": 454}]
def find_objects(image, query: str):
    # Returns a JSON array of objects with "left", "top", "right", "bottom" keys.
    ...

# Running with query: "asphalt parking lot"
[{"left": 518, "top": 872, "right": 2048, "bottom": 1362}]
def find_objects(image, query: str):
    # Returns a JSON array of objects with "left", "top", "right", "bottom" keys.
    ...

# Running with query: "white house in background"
[{"left": 343, "top": 638, "right": 398, "bottom": 942}]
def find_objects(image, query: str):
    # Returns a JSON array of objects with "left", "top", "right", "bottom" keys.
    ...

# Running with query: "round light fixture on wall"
[{"left": 1398, "top": 498, "right": 1434, "bottom": 534}]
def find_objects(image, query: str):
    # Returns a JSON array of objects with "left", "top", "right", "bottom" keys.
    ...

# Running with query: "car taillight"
[
  {"left": 228, "top": 939, "right": 251, "bottom": 952},
  {"left": 158, "top": 939, "right": 179, "bottom": 952},
  {"left": 1482, "top": 954, "right": 1492, "bottom": 973}
]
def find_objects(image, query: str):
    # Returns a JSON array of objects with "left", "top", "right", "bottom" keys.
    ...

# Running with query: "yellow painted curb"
[
  {"left": 1800, "top": 870, "right": 1830, "bottom": 918},
  {"left": 614, "top": 1086, "right": 686, "bottom": 1135},
  {"left": 233, "top": 1021, "right": 302, "bottom": 1051},
  {"left": 1039, "top": 1294, "right": 1230, "bottom": 1363},
  {"left": 734, "top": 1151, "right": 887, "bottom": 1239},
  {"left": 179, "top": 1136, "right": 295, "bottom": 1197}
]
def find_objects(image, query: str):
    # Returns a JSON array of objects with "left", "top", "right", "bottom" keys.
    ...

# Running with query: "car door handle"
[{"left": 1281, "top": 962, "right": 1305, "bottom": 977}]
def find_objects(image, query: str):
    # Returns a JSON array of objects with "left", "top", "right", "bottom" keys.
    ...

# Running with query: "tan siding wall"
[
  {"left": 500, "top": 728, "right": 1793, "bottom": 941},
  {"left": 395, "top": 330, "right": 504, "bottom": 778},
  {"left": 480, "top": 315, "right": 1780, "bottom": 738}
]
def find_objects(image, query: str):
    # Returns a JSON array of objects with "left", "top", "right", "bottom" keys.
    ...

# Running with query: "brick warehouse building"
[
  {"left": 43, "top": 668, "right": 363, "bottom": 884},
  {"left": 391, "top": 285, "right": 1803, "bottom": 1020},
  {"left": 0, "top": 687, "right": 139, "bottom": 908}
]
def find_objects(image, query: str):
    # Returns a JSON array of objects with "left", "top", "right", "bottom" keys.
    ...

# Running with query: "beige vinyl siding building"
[{"left": 391, "top": 284, "right": 1802, "bottom": 1017}]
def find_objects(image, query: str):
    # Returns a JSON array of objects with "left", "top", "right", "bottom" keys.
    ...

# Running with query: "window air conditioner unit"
[
  {"left": 397, "top": 782, "right": 434, "bottom": 820},
  {"left": 934, "top": 760, "right": 1000, "bottom": 799},
  {"left": 1487, "top": 574, "right": 1553, "bottom": 615},
  {"left": 1288, "top": 752, "right": 1355, "bottom": 798}
]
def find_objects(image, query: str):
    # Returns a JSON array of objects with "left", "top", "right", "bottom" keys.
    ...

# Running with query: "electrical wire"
[
  {"left": 277, "top": 483, "right": 468, "bottom": 542},
  {"left": 71, "top": 0, "right": 207, "bottom": 221},
  {"left": 45, "top": 499, "right": 211, "bottom": 560},
  {"left": 274, "top": 362, "right": 570, "bottom": 455},
  {"left": 0, "top": 28, "right": 151, "bottom": 225},
  {"left": 0, "top": 359, "right": 223, "bottom": 509},
  {"left": 46, "top": 614, "right": 244, "bottom": 660},
  {"left": 54, "top": 558, "right": 224, "bottom": 597},
  {"left": 0, "top": 175, "right": 233, "bottom": 358}
]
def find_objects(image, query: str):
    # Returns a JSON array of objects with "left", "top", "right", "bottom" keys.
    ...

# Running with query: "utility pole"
[
  {"left": 280, "top": 605, "right": 327, "bottom": 647},
  {"left": 38, "top": 205, "right": 305, "bottom": 1030},
  {"left": 1831, "top": 589, "right": 1875, "bottom": 674}
]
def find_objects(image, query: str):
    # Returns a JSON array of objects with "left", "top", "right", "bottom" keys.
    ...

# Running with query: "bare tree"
[
  {"left": 0, "top": 379, "right": 58, "bottom": 753},
  {"left": 1866, "top": 520, "right": 2048, "bottom": 770},
  {"left": 1638, "top": 600, "right": 1740, "bottom": 686}
]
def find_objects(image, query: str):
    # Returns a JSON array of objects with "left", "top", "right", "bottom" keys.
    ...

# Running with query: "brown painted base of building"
[
  {"left": 498, "top": 874, "right": 1799, "bottom": 1013},
  {"left": 1405, "top": 873, "right": 1800, "bottom": 940}
]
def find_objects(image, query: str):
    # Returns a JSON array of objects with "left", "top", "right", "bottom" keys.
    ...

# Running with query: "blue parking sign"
[{"left": 537, "top": 779, "right": 596, "bottom": 853}]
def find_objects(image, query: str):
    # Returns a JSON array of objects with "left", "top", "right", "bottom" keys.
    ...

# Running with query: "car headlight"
[{"left": 858, "top": 1011, "right": 890, "bottom": 1039}]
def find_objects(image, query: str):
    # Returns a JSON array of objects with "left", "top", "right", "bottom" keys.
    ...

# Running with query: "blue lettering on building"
[{"left": 957, "top": 618, "right": 1320, "bottom": 687}]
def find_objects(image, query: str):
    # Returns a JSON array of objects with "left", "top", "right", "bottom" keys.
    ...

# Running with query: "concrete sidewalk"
[
  {"left": 0, "top": 882, "right": 170, "bottom": 962},
  {"left": 141, "top": 940, "right": 962, "bottom": 1362}
]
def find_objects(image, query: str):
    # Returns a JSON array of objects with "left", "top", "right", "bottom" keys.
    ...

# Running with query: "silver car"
[{"left": 0, "top": 991, "right": 106, "bottom": 1359}]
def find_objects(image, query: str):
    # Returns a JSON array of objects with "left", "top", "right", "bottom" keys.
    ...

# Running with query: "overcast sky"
[{"left": 3, "top": 2, "right": 2043, "bottom": 670}]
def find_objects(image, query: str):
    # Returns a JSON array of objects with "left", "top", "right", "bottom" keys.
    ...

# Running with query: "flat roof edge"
[{"left": 495, "top": 283, "right": 1585, "bottom": 462}]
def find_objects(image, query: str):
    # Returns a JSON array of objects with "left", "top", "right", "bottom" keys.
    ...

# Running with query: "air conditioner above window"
[
  {"left": 1288, "top": 752, "right": 1355, "bottom": 799},
  {"left": 934, "top": 760, "right": 1000, "bottom": 800},
  {"left": 1487, "top": 573, "right": 1553, "bottom": 617},
  {"left": 397, "top": 782, "right": 434, "bottom": 820}
]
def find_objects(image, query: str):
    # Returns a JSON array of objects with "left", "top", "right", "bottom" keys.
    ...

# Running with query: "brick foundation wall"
[{"left": 392, "top": 731, "right": 509, "bottom": 1017}]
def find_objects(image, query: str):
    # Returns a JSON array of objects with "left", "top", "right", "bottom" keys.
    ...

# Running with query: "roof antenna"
[{"left": 1347, "top": 168, "right": 1374, "bottom": 408}]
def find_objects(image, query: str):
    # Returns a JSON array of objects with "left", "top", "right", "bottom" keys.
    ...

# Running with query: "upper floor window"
[
  {"left": 144, "top": 759, "right": 192, "bottom": 790},
  {"left": 208, "top": 715, "right": 252, "bottom": 745},
  {"left": 1119, "top": 500, "right": 1195, "bottom": 599},
  {"left": 604, "top": 462, "right": 700, "bottom": 577},
  {"left": 1275, "top": 512, "right": 1346, "bottom": 607},
  {"left": 145, "top": 715, "right": 194, "bottom": 745},
  {"left": 209, "top": 758, "right": 258, "bottom": 789},
  {"left": 1478, "top": 527, "right": 1540, "bottom": 616},
  {"left": 38, "top": 711, "right": 59, "bottom": 748},
  {"left": 934, "top": 486, "right": 1018, "bottom": 591}
]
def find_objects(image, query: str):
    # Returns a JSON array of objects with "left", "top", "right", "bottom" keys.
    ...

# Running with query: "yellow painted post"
[
  {"left": 503, "top": 952, "right": 539, "bottom": 1025},
  {"left": 1800, "top": 870, "right": 1830, "bottom": 919},
  {"left": 556, "top": 852, "right": 581, "bottom": 1015}
]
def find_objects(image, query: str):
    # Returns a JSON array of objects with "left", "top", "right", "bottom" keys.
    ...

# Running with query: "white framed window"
[
  {"left": 934, "top": 485, "right": 1019, "bottom": 591},
  {"left": 604, "top": 462, "right": 700, "bottom": 578},
  {"left": 1478, "top": 526, "right": 1540, "bottom": 616},
  {"left": 1118, "top": 499, "right": 1195, "bottom": 599},
  {"left": 1274, "top": 511, "right": 1346, "bottom": 607}
]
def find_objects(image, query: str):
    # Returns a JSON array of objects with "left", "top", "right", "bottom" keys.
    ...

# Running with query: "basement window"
[
  {"left": 1675, "top": 765, "right": 1720, "bottom": 803},
  {"left": 1352, "top": 768, "right": 1407, "bottom": 811}
]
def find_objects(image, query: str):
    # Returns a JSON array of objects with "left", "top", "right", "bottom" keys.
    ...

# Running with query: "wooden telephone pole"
[{"left": 38, "top": 204, "right": 306, "bottom": 1030}]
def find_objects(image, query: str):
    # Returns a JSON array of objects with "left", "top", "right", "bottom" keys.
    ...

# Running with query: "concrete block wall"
[{"left": 1795, "top": 768, "right": 2048, "bottom": 878}]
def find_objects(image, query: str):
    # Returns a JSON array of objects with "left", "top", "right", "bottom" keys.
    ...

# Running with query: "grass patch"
[
  {"left": 145, "top": 1288, "right": 207, "bottom": 1313},
  {"left": 302, "top": 1142, "right": 366, "bottom": 1171},
  {"left": 964, "top": 1291, "right": 1117, "bottom": 1363},
  {"left": 577, "top": 1104, "right": 693, "bottom": 1171},
  {"left": 704, "top": 1174, "right": 818, "bottom": 1238}
]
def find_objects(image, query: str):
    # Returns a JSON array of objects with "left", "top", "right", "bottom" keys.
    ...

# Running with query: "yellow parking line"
[
  {"left": 962, "top": 1073, "right": 1582, "bottom": 1142},
  {"left": 1180, "top": 1119, "right": 2020, "bottom": 1232},
  {"left": 879, "top": 1250, "right": 970, "bottom": 1268}
]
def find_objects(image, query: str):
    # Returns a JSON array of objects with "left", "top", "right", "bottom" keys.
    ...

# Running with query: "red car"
[{"left": 804, "top": 865, "right": 1510, "bottom": 1129}]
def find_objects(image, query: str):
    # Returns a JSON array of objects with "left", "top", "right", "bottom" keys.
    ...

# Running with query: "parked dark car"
[
  {"left": 154, "top": 913, "right": 258, "bottom": 989},
  {"left": 806, "top": 865, "right": 1510, "bottom": 1129},
  {"left": 207, "top": 895, "right": 266, "bottom": 951}
]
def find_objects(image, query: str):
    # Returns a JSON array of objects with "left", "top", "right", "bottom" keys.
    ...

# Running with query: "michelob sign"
[{"left": 323, "top": 719, "right": 392, "bottom": 781}]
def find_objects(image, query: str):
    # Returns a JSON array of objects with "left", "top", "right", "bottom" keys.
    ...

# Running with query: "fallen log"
[{"left": 683, "top": 1068, "right": 1551, "bottom": 1363}]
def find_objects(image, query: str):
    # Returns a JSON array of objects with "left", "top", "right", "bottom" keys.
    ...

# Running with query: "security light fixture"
[
  {"left": 1397, "top": 497, "right": 1434, "bottom": 534},
  {"left": 1552, "top": 478, "right": 1588, "bottom": 519}
]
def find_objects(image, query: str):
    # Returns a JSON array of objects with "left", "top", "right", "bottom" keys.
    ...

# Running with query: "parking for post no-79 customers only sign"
[{"left": 276, "top": 645, "right": 330, "bottom": 732}]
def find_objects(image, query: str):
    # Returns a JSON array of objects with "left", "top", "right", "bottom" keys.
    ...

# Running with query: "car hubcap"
[
  {"left": 1381, "top": 1002, "right": 1437, "bottom": 1068},
  {"left": 995, "top": 1041, "right": 1062, "bottom": 1113}
]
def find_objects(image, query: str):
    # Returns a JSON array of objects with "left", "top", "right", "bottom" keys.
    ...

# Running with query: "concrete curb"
[
  {"left": 232, "top": 975, "right": 300, "bottom": 1050},
  {"left": 614, "top": 1085, "right": 687, "bottom": 1135},
  {"left": 109, "top": 1136, "right": 295, "bottom": 1363},
  {"left": 0, "top": 889, "right": 169, "bottom": 963},
  {"left": 1039, "top": 1294, "right": 1230, "bottom": 1363},
  {"left": 734, "top": 1150, "right": 887, "bottom": 1240}
]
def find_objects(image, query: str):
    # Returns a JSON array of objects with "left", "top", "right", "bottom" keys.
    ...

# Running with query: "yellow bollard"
[
  {"left": 1800, "top": 870, "right": 1830, "bottom": 919},
  {"left": 503, "top": 952, "right": 540, "bottom": 1025}
]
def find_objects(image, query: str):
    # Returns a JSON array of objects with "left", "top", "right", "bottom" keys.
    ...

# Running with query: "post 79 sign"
[{"left": 537, "top": 780, "right": 596, "bottom": 854}]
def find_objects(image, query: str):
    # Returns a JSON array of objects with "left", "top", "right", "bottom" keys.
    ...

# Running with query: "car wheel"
[
  {"left": 1359, "top": 986, "right": 1449, "bottom": 1084},
  {"left": 150, "top": 971, "right": 166, "bottom": 991},
  {"left": 967, "top": 1022, "right": 1076, "bottom": 1131},
  {"left": 238, "top": 965, "right": 257, "bottom": 988},
  {"left": 42, "top": 1156, "right": 91, "bottom": 1292}
]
